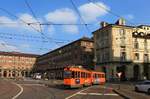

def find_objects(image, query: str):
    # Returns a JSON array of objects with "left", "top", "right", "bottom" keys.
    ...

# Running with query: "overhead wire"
[
  {"left": 87, "top": 0, "right": 136, "bottom": 25},
  {"left": 24, "top": 0, "right": 46, "bottom": 53},
  {"left": 0, "top": 22, "right": 92, "bottom": 26},
  {"left": 70, "top": 0, "right": 91, "bottom": 35},
  {"left": 0, "top": 0, "right": 94, "bottom": 54},
  {"left": 0, "top": 7, "right": 42, "bottom": 32},
  {"left": 0, "top": 32, "right": 70, "bottom": 45},
  {"left": 24, "top": 0, "right": 42, "bottom": 32},
  {"left": 0, "top": 41, "right": 51, "bottom": 51},
  {"left": 0, "top": 7, "right": 72, "bottom": 43},
  {"left": 0, "top": 32, "right": 71, "bottom": 43}
]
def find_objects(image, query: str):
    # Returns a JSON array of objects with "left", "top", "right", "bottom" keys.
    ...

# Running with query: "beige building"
[
  {"left": 93, "top": 18, "right": 150, "bottom": 81},
  {"left": 0, "top": 51, "right": 38, "bottom": 78},
  {"left": 34, "top": 37, "right": 94, "bottom": 79}
]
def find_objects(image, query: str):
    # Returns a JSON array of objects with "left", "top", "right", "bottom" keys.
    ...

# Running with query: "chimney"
[
  {"left": 101, "top": 21, "right": 108, "bottom": 28},
  {"left": 115, "top": 18, "right": 126, "bottom": 25}
]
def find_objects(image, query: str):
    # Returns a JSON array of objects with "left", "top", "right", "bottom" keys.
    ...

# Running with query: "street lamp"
[{"left": 93, "top": 58, "right": 97, "bottom": 70}]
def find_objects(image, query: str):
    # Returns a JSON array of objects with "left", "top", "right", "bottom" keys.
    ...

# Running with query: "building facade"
[
  {"left": 93, "top": 18, "right": 150, "bottom": 81},
  {"left": 0, "top": 51, "right": 38, "bottom": 78},
  {"left": 34, "top": 37, "right": 94, "bottom": 79}
]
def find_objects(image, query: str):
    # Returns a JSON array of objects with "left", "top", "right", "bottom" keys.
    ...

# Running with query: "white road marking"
[
  {"left": 78, "top": 92, "right": 119, "bottom": 96},
  {"left": 65, "top": 86, "right": 92, "bottom": 99},
  {"left": 20, "top": 84, "right": 45, "bottom": 86},
  {"left": 65, "top": 85, "right": 119, "bottom": 99},
  {"left": 104, "top": 93, "right": 119, "bottom": 96},
  {"left": 12, "top": 83, "right": 23, "bottom": 99}
]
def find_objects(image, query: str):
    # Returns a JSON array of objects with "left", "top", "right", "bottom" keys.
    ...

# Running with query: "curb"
[{"left": 113, "top": 89, "right": 130, "bottom": 99}]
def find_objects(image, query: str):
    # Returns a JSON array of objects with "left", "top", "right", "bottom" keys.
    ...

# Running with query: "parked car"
[
  {"left": 33, "top": 73, "right": 42, "bottom": 80},
  {"left": 135, "top": 80, "right": 150, "bottom": 94}
]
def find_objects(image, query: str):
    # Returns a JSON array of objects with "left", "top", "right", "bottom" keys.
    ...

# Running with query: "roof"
[
  {"left": 0, "top": 51, "right": 39, "bottom": 57},
  {"left": 38, "top": 37, "right": 93, "bottom": 58},
  {"left": 138, "top": 25, "right": 150, "bottom": 27},
  {"left": 92, "top": 24, "right": 136, "bottom": 34}
]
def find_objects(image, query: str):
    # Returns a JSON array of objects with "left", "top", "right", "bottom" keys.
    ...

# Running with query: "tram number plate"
[{"left": 75, "top": 79, "right": 80, "bottom": 84}]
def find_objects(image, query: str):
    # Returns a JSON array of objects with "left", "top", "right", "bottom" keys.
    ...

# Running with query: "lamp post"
[{"left": 93, "top": 58, "right": 97, "bottom": 70}]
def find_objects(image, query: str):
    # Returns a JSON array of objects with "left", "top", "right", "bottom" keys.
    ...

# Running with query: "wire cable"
[
  {"left": 24, "top": 0, "right": 42, "bottom": 32},
  {"left": 70, "top": 0, "right": 91, "bottom": 34},
  {"left": 0, "top": 7, "right": 72, "bottom": 44},
  {"left": 88, "top": 0, "right": 135, "bottom": 25},
  {"left": 0, "top": 22, "right": 92, "bottom": 26}
]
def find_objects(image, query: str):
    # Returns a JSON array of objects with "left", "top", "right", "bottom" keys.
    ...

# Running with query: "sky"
[{"left": 0, "top": 0, "right": 150, "bottom": 55}]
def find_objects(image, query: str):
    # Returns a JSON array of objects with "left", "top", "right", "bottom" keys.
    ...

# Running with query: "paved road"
[
  {"left": 0, "top": 80, "right": 20, "bottom": 99},
  {"left": 0, "top": 79, "right": 123, "bottom": 99},
  {"left": 108, "top": 83, "right": 150, "bottom": 99},
  {"left": 16, "top": 84, "right": 123, "bottom": 99},
  {"left": 14, "top": 79, "right": 125, "bottom": 99},
  {"left": 66, "top": 85, "right": 123, "bottom": 99}
]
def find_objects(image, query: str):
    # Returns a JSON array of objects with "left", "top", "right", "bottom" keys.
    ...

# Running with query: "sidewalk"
[{"left": 107, "top": 83, "right": 150, "bottom": 99}]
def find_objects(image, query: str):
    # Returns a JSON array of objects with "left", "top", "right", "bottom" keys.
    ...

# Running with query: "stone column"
[
  {"left": 19, "top": 71, "right": 22, "bottom": 77},
  {"left": 1, "top": 69, "right": 4, "bottom": 78},
  {"left": 6, "top": 70, "right": 9, "bottom": 78},
  {"left": 148, "top": 65, "right": 150, "bottom": 80},
  {"left": 126, "top": 64, "right": 133, "bottom": 80},
  {"left": 15, "top": 70, "right": 18, "bottom": 77},
  {"left": 139, "top": 64, "right": 144, "bottom": 80},
  {"left": 105, "top": 64, "right": 111, "bottom": 81},
  {"left": 10, "top": 70, "right": 13, "bottom": 78},
  {"left": 22, "top": 71, "right": 26, "bottom": 77}
]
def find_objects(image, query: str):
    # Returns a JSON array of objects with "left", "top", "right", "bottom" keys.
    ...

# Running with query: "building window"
[
  {"left": 135, "top": 53, "right": 139, "bottom": 60},
  {"left": 144, "top": 54, "right": 149, "bottom": 62},
  {"left": 120, "top": 29, "right": 125, "bottom": 36},
  {"left": 144, "top": 39, "right": 147, "bottom": 50},
  {"left": 134, "top": 39, "right": 139, "bottom": 49},
  {"left": 120, "top": 52, "right": 126, "bottom": 61}
]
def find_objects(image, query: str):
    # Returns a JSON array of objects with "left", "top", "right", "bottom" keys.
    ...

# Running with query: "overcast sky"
[{"left": 0, "top": 0, "right": 150, "bottom": 55}]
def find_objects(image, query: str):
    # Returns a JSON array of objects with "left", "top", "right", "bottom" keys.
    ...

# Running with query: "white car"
[{"left": 135, "top": 80, "right": 150, "bottom": 94}]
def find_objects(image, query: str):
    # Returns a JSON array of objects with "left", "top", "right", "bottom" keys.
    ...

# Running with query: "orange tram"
[{"left": 64, "top": 67, "right": 106, "bottom": 88}]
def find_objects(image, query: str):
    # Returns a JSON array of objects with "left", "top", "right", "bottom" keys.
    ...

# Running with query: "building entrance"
[
  {"left": 116, "top": 65, "right": 126, "bottom": 81},
  {"left": 133, "top": 65, "right": 140, "bottom": 80}
]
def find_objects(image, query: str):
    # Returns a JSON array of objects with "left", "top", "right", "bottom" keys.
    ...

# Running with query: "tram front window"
[{"left": 64, "top": 71, "right": 72, "bottom": 78}]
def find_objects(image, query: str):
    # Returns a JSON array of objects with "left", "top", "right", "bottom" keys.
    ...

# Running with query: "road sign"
[{"left": 117, "top": 72, "right": 122, "bottom": 78}]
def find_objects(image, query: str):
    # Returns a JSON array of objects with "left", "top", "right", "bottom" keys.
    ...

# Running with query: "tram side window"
[
  {"left": 88, "top": 73, "right": 91, "bottom": 78},
  {"left": 98, "top": 74, "right": 100, "bottom": 78},
  {"left": 81, "top": 72, "right": 85, "bottom": 78},
  {"left": 86, "top": 73, "right": 88, "bottom": 78},
  {"left": 77, "top": 72, "right": 80, "bottom": 78},
  {"left": 96, "top": 74, "right": 98, "bottom": 78},
  {"left": 72, "top": 71, "right": 75, "bottom": 78},
  {"left": 94, "top": 74, "right": 96, "bottom": 78},
  {"left": 84, "top": 73, "right": 86, "bottom": 78},
  {"left": 100, "top": 74, "right": 104, "bottom": 78},
  {"left": 102, "top": 74, "right": 105, "bottom": 78},
  {"left": 99, "top": 74, "right": 101, "bottom": 78},
  {"left": 81, "top": 72, "right": 83, "bottom": 78},
  {"left": 64, "top": 71, "right": 72, "bottom": 78},
  {"left": 75, "top": 71, "right": 77, "bottom": 78}
]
